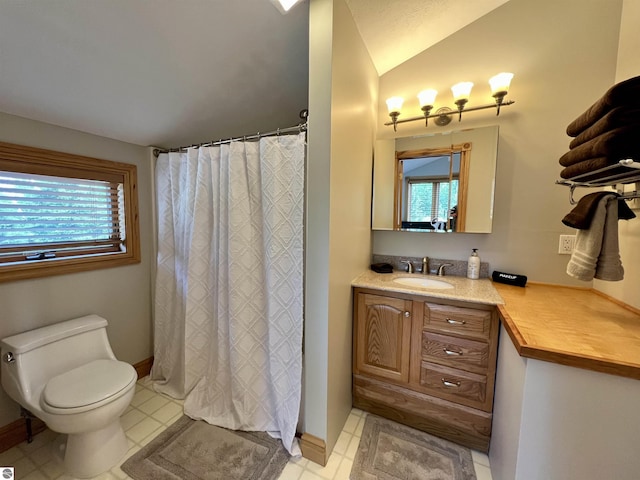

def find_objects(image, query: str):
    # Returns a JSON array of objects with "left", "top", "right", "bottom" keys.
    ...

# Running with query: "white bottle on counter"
[{"left": 467, "top": 248, "right": 480, "bottom": 279}]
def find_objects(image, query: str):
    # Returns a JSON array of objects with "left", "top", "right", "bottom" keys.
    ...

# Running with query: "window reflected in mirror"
[
  {"left": 372, "top": 125, "right": 498, "bottom": 233},
  {"left": 395, "top": 145, "right": 469, "bottom": 232}
]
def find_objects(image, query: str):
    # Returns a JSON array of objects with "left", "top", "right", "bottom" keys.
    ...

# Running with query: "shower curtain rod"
[{"left": 153, "top": 110, "right": 308, "bottom": 157}]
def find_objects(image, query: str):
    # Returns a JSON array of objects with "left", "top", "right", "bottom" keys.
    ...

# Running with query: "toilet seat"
[{"left": 41, "top": 359, "right": 136, "bottom": 414}]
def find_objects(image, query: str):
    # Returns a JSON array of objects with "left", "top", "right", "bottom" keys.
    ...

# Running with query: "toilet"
[{"left": 0, "top": 315, "right": 137, "bottom": 478}]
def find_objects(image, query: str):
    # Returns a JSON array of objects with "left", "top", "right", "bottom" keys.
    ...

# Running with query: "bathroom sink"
[{"left": 392, "top": 276, "right": 454, "bottom": 289}]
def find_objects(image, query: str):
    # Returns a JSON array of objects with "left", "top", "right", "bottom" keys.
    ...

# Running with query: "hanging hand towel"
[
  {"left": 595, "top": 197, "right": 624, "bottom": 281},
  {"left": 567, "top": 194, "right": 624, "bottom": 281},
  {"left": 562, "top": 191, "right": 636, "bottom": 229}
]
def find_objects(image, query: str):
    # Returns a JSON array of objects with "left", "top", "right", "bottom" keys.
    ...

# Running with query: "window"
[
  {"left": 0, "top": 141, "right": 140, "bottom": 282},
  {"left": 407, "top": 178, "right": 459, "bottom": 223}
]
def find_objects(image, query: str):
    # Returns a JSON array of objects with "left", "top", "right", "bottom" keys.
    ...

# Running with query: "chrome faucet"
[
  {"left": 421, "top": 257, "right": 429, "bottom": 275},
  {"left": 437, "top": 263, "right": 453, "bottom": 276},
  {"left": 401, "top": 260, "right": 415, "bottom": 273}
]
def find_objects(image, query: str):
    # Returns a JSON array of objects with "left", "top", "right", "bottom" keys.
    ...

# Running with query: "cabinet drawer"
[
  {"left": 419, "top": 362, "right": 487, "bottom": 408},
  {"left": 423, "top": 302, "right": 492, "bottom": 340},
  {"left": 422, "top": 331, "right": 489, "bottom": 370}
]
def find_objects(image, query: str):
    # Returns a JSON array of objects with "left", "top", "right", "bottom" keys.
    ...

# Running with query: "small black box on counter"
[
  {"left": 492, "top": 270, "right": 527, "bottom": 287},
  {"left": 371, "top": 263, "right": 393, "bottom": 274}
]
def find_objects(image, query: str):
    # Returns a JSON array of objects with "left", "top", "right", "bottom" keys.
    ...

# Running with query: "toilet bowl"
[{"left": 1, "top": 315, "right": 137, "bottom": 478}]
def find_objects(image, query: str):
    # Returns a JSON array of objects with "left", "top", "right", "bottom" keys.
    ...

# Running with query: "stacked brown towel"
[
  {"left": 569, "top": 107, "right": 640, "bottom": 148},
  {"left": 559, "top": 127, "right": 640, "bottom": 167},
  {"left": 566, "top": 194, "right": 624, "bottom": 282},
  {"left": 562, "top": 191, "right": 636, "bottom": 229},
  {"left": 566, "top": 75, "right": 640, "bottom": 136},
  {"left": 559, "top": 157, "right": 629, "bottom": 180},
  {"left": 559, "top": 75, "right": 640, "bottom": 182}
]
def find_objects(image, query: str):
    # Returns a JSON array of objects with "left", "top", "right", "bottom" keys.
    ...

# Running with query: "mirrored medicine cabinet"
[{"left": 372, "top": 125, "right": 499, "bottom": 233}]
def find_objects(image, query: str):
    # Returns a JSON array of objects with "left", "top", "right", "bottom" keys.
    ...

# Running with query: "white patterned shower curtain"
[{"left": 152, "top": 133, "right": 305, "bottom": 455}]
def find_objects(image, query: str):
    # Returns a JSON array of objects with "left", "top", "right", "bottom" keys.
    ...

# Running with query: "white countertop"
[{"left": 352, "top": 270, "right": 504, "bottom": 305}]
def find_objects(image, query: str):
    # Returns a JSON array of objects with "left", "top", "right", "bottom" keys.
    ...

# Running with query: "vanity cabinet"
[
  {"left": 354, "top": 293, "right": 412, "bottom": 383},
  {"left": 352, "top": 287, "right": 499, "bottom": 452}
]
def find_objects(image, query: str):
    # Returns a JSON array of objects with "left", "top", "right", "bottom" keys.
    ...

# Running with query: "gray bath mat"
[
  {"left": 351, "top": 415, "right": 477, "bottom": 479},
  {"left": 121, "top": 415, "right": 289, "bottom": 480}
]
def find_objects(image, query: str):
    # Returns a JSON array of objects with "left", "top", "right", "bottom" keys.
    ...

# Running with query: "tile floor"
[{"left": 0, "top": 376, "right": 493, "bottom": 480}]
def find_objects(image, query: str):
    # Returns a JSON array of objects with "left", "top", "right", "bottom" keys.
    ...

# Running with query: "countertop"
[
  {"left": 494, "top": 282, "right": 640, "bottom": 380},
  {"left": 351, "top": 270, "right": 504, "bottom": 305}
]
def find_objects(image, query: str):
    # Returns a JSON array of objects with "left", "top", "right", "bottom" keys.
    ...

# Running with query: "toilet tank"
[{"left": 0, "top": 315, "right": 117, "bottom": 405}]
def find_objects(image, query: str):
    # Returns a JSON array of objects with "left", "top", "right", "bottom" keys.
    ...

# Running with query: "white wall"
[
  {"left": 515, "top": 360, "right": 640, "bottom": 480},
  {"left": 0, "top": 112, "right": 154, "bottom": 426},
  {"left": 492, "top": 326, "right": 640, "bottom": 480},
  {"left": 594, "top": 0, "right": 640, "bottom": 309},
  {"left": 305, "top": 0, "right": 377, "bottom": 454},
  {"left": 490, "top": 326, "right": 527, "bottom": 480},
  {"left": 373, "top": 0, "right": 623, "bottom": 286}
]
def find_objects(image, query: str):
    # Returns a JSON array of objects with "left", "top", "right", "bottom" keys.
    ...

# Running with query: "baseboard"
[
  {"left": 0, "top": 414, "right": 47, "bottom": 454},
  {"left": 300, "top": 432, "right": 327, "bottom": 466},
  {"left": 0, "top": 356, "right": 154, "bottom": 454},
  {"left": 133, "top": 356, "right": 154, "bottom": 379}
]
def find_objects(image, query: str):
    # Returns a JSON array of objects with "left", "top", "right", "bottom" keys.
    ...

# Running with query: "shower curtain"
[{"left": 152, "top": 133, "right": 305, "bottom": 455}]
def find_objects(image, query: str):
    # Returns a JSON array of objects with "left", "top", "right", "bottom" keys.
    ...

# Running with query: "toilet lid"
[{"left": 43, "top": 359, "right": 136, "bottom": 409}]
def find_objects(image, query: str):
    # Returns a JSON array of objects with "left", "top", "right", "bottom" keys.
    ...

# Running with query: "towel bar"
[{"left": 556, "top": 159, "right": 640, "bottom": 204}]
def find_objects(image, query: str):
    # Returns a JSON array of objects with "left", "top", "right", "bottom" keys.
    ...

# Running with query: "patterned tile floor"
[{"left": 0, "top": 376, "right": 493, "bottom": 479}]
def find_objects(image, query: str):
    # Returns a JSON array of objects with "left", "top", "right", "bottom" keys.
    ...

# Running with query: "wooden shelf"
[{"left": 494, "top": 282, "right": 640, "bottom": 379}]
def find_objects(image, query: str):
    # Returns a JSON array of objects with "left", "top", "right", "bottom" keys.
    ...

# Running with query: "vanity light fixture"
[{"left": 385, "top": 72, "right": 515, "bottom": 130}]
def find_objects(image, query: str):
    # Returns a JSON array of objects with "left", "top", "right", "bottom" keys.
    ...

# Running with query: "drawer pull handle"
[
  {"left": 404, "top": 311, "right": 411, "bottom": 318},
  {"left": 442, "top": 379, "right": 461, "bottom": 388},
  {"left": 443, "top": 348, "right": 463, "bottom": 356},
  {"left": 446, "top": 318, "right": 466, "bottom": 325}
]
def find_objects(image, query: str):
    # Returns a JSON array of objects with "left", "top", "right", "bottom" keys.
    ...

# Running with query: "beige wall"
[
  {"left": 305, "top": 0, "right": 377, "bottom": 453},
  {"left": 595, "top": 0, "right": 640, "bottom": 309},
  {"left": 326, "top": 0, "right": 377, "bottom": 452},
  {"left": 305, "top": 0, "right": 333, "bottom": 442},
  {"left": 373, "top": 0, "right": 623, "bottom": 286},
  {"left": 0, "top": 112, "right": 154, "bottom": 426}
]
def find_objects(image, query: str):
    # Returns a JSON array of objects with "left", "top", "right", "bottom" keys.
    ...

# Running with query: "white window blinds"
[{"left": 0, "top": 171, "right": 125, "bottom": 263}]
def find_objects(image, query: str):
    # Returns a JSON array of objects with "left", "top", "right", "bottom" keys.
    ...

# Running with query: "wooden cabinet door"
[{"left": 354, "top": 292, "right": 412, "bottom": 383}]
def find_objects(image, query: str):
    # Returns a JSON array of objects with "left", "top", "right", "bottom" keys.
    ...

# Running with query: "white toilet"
[{"left": 0, "top": 315, "right": 137, "bottom": 478}]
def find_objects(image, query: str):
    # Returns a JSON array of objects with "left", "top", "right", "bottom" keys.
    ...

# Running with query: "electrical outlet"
[{"left": 558, "top": 234, "right": 576, "bottom": 254}]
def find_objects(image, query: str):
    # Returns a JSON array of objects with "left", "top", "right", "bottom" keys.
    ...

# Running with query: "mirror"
[{"left": 372, "top": 125, "right": 499, "bottom": 233}]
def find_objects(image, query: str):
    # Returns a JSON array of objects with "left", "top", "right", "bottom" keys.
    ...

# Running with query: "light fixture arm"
[
  {"left": 384, "top": 99, "right": 515, "bottom": 128},
  {"left": 421, "top": 105, "right": 433, "bottom": 126},
  {"left": 389, "top": 111, "right": 400, "bottom": 131}
]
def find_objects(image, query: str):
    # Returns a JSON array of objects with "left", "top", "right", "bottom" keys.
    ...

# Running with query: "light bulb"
[
  {"left": 271, "top": 0, "right": 302, "bottom": 13},
  {"left": 451, "top": 82, "right": 474, "bottom": 103},
  {"left": 417, "top": 89, "right": 437, "bottom": 109},
  {"left": 489, "top": 72, "right": 514, "bottom": 96},
  {"left": 385, "top": 96, "right": 404, "bottom": 114}
]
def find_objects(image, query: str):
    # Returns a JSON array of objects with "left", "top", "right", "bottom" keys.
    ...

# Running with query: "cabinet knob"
[{"left": 404, "top": 311, "right": 411, "bottom": 318}]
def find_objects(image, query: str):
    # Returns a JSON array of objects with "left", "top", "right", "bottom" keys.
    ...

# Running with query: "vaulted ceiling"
[{"left": 0, "top": 0, "right": 509, "bottom": 149}]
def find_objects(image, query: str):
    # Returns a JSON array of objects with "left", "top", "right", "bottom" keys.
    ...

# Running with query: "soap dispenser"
[{"left": 467, "top": 249, "right": 480, "bottom": 279}]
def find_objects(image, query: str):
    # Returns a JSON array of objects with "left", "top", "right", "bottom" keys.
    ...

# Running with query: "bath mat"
[
  {"left": 121, "top": 415, "right": 289, "bottom": 480},
  {"left": 351, "top": 414, "right": 477, "bottom": 480}
]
